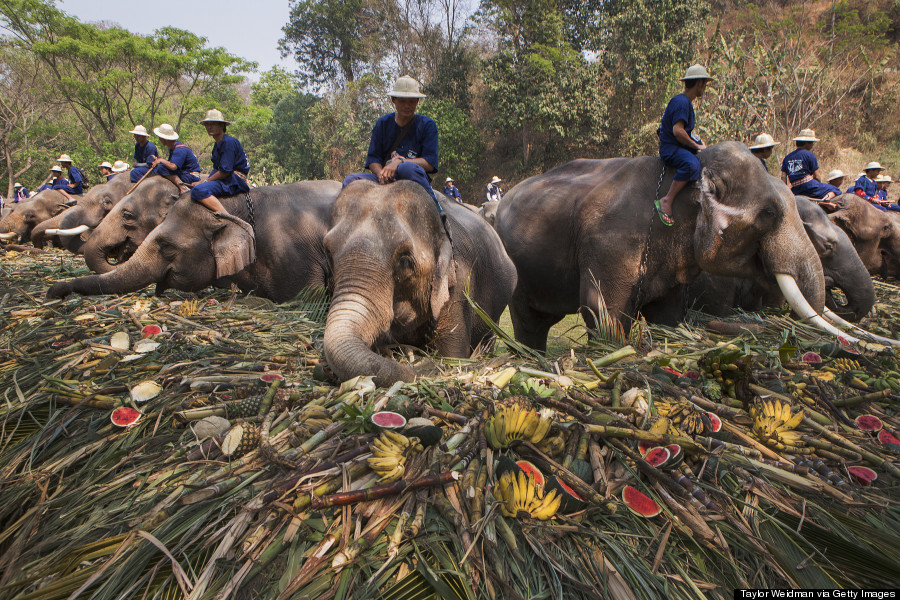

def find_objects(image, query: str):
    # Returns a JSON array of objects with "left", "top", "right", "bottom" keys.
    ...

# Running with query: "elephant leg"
[
  {"left": 510, "top": 291, "right": 563, "bottom": 352},
  {"left": 578, "top": 272, "right": 633, "bottom": 337},
  {"left": 640, "top": 288, "right": 687, "bottom": 326}
]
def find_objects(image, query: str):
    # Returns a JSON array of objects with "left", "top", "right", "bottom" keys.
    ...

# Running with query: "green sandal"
[{"left": 654, "top": 198, "right": 675, "bottom": 227}]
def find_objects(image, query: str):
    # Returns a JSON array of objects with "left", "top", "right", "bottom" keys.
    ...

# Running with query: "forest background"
[{"left": 0, "top": 0, "right": 898, "bottom": 202}]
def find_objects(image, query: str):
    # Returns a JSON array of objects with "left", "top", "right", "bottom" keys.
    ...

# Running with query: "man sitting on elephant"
[
  {"left": 38, "top": 165, "right": 62, "bottom": 192},
  {"left": 13, "top": 182, "right": 29, "bottom": 201},
  {"left": 53, "top": 154, "right": 84, "bottom": 197},
  {"left": 656, "top": 65, "right": 713, "bottom": 226},
  {"left": 780, "top": 129, "right": 841, "bottom": 201},
  {"left": 148, "top": 123, "right": 201, "bottom": 192},
  {"left": 98, "top": 162, "right": 115, "bottom": 182},
  {"left": 189, "top": 109, "right": 250, "bottom": 216},
  {"left": 342, "top": 76, "right": 440, "bottom": 205},
  {"left": 128, "top": 125, "right": 159, "bottom": 183},
  {"left": 847, "top": 161, "right": 884, "bottom": 202},
  {"left": 748, "top": 133, "right": 779, "bottom": 172}
]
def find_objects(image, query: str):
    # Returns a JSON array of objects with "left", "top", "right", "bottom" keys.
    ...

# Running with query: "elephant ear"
[
  {"left": 210, "top": 213, "right": 256, "bottom": 278},
  {"left": 430, "top": 238, "right": 456, "bottom": 318},
  {"left": 831, "top": 212, "right": 858, "bottom": 240}
]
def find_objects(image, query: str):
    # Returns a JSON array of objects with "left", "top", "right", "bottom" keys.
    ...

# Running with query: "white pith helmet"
[
  {"left": 129, "top": 125, "right": 149, "bottom": 136},
  {"left": 111, "top": 160, "right": 129, "bottom": 172},
  {"left": 749, "top": 133, "right": 779, "bottom": 150},
  {"left": 153, "top": 123, "right": 179, "bottom": 141},
  {"left": 680, "top": 64, "right": 714, "bottom": 81},
  {"left": 793, "top": 129, "right": 820, "bottom": 142},
  {"left": 200, "top": 109, "right": 230, "bottom": 124},
  {"left": 389, "top": 75, "right": 426, "bottom": 99}
]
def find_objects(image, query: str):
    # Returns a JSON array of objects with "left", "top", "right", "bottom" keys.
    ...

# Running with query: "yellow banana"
[
  {"left": 382, "top": 430, "right": 412, "bottom": 448},
  {"left": 522, "top": 411, "right": 540, "bottom": 439},
  {"left": 531, "top": 489, "right": 561, "bottom": 520},
  {"left": 781, "top": 408, "right": 804, "bottom": 431}
]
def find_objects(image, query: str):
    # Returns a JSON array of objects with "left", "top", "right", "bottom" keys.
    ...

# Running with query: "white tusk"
[
  {"left": 774, "top": 273, "right": 861, "bottom": 344},
  {"left": 45, "top": 224, "right": 90, "bottom": 237},
  {"left": 822, "top": 307, "right": 900, "bottom": 346},
  {"left": 0, "top": 231, "right": 18, "bottom": 240}
]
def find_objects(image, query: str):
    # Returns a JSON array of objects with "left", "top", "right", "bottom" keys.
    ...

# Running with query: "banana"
[
  {"left": 781, "top": 408, "right": 804, "bottom": 431},
  {"left": 382, "top": 430, "right": 412, "bottom": 449},
  {"left": 485, "top": 421, "right": 501, "bottom": 449},
  {"left": 531, "top": 489, "right": 561, "bottom": 520},
  {"left": 522, "top": 411, "right": 540, "bottom": 439},
  {"left": 367, "top": 455, "right": 400, "bottom": 470}
]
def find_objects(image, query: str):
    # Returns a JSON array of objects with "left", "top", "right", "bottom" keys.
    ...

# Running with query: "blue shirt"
[
  {"left": 211, "top": 134, "right": 249, "bottom": 176},
  {"left": 875, "top": 189, "right": 888, "bottom": 202},
  {"left": 659, "top": 93, "right": 700, "bottom": 150},
  {"left": 848, "top": 175, "right": 877, "bottom": 199},
  {"left": 63, "top": 166, "right": 84, "bottom": 194},
  {"left": 106, "top": 173, "right": 117, "bottom": 182},
  {"left": 134, "top": 140, "right": 158, "bottom": 165},
  {"left": 169, "top": 143, "right": 201, "bottom": 175},
  {"left": 443, "top": 185, "right": 460, "bottom": 201},
  {"left": 365, "top": 113, "right": 439, "bottom": 173},
  {"left": 781, "top": 149, "right": 819, "bottom": 183},
  {"left": 15, "top": 188, "right": 29, "bottom": 200},
  {"left": 50, "top": 177, "right": 71, "bottom": 193}
]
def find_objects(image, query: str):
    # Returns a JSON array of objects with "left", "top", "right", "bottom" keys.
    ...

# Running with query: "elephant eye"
[
  {"left": 122, "top": 210, "right": 135, "bottom": 220},
  {"left": 395, "top": 252, "right": 415, "bottom": 278}
]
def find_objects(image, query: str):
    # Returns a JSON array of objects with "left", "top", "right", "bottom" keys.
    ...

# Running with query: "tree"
[{"left": 420, "top": 98, "right": 482, "bottom": 187}]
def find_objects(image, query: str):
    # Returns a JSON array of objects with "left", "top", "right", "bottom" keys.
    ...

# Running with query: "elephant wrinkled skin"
[
  {"left": 828, "top": 193, "right": 900, "bottom": 279},
  {"left": 323, "top": 181, "right": 517, "bottom": 387},
  {"left": 0, "top": 191, "right": 68, "bottom": 244},
  {"left": 47, "top": 181, "right": 341, "bottom": 302},
  {"left": 495, "top": 142, "right": 826, "bottom": 350}
]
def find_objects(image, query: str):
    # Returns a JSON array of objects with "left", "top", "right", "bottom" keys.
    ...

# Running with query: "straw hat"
[
  {"left": 389, "top": 75, "right": 426, "bottom": 98},
  {"left": 793, "top": 129, "right": 820, "bottom": 142},
  {"left": 826, "top": 169, "right": 846, "bottom": 182},
  {"left": 445, "top": 177, "right": 454, "bottom": 183},
  {"left": 57, "top": 154, "right": 72, "bottom": 163},
  {"left": 111, "top": 160, "right": 129, "bottom": 172},
  {"left": 864, "top": 161, "right": 885, "bottom": 172},
  {"left": 13, "top": 182, "right": 22, "bottom": 188},
  {"left": 876, "top": 174, "right": 893, "bottom": 184},
  {"left": 680, "top": 64, "right": 714, "bottom": 81},
  {"left": 153, "top": 123, "right": 179, "bottom": 141},
  {"left": 200, "top": 109, "right": 230, "bottom": 125},
  {"left": 490, "top": 176, "right": 502, "bottom": 184},
  {"left": 50, "top": 165, "right": 62, "bottom": 172},
  {"left": 129, "top": 125, "right": 149, "bottom": 136},
  {"left": 98, "top": 161, "right": 113, "bottom": 169},
  {"left": 749, "top": 133, "right": 779, "bottom": 150}
]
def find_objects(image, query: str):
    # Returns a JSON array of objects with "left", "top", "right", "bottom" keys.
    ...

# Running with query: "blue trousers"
[
  {"left": 792, "top": 179, "right": 841, "bottom": 199},
  {"left": 343, "top": 162, "right": 437, "bottom": 201},
  {"left": 130, "top": 166, "right": 149, "bottom": 182},
  {"left": 873, "top": 204, "right": 900, "bottom": 212},
  {"left": 191, "top": 174, "right": 249, "bottom": 201},
  {"left": 660, "top": 144, "right": 701, "bottom": 182},
  {"left": 149, "top": 164, "right": 200, "bottom": 185}
]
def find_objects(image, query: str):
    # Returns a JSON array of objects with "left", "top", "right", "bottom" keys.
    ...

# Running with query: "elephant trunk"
[
  {"left": 47, "top": 238, "right": 164, "bottom": 298},
  {"left": 324, "top": 256, "right": 415, "bottom": 387},
  {"left": 760, "top": 207, "right": 826, "bottom": 312},
  {"left": 823, "top": 252, "right": 875, "bottom": 322},
  {"left": 83, "top": 233, "right": 120, "bottom": 274}
]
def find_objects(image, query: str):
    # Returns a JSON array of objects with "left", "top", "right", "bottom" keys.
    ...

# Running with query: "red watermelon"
[
  {"left": 111, "top": 407, "right": 141, "bottom": 428},
  {"left": 622, "top": 485, "right": 662, "bottom": 518}
]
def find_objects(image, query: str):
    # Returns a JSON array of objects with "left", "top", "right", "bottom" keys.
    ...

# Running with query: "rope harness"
[{"left": 244, "top": 192, "right": 255, "bottom": 229}]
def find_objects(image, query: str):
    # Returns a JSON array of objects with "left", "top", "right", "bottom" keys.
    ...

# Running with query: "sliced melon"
[
  {"left": 111, "top": 407, "right": 141, "bottom": 428},
  {"left": 260, "top": 372, "right": 284, "bottom": 383},
  {"left": 855, "top": 415, "right": 883, "bottom": 433},
  {"left": 801, "top": 351, "right": 822, "bottom": 364},
  {"left": 847, "top": 465, "right": 878, "bottom": 486},
  {"left": 877, "top": 429, "right": 900, "bottom": 454},
  {"left": 637, "top": 440, "right": 655, "bottom": 456},
  {"left": 706, "top": 413, "right": 723, "bottom": 434},
  {"left": 643, "top": 446, "right": 671, "bottom": 468},
  {"left": 370, "top": 411, "right": 407, "bottom": 429},
  {"left": 666, "top": 444, "right": 684, "bottom": 468},
  {"left": 546, "top": 476, "right": 586, "bottom": 513},
  {"left": 141, "top": 324, "right": 162, "bottom": 338},
  {"left": 516, "top": 460, "right": 545, "bottom": 487},
  {"left": 622, "top": 485, "right": 662, "bottom": 518}
]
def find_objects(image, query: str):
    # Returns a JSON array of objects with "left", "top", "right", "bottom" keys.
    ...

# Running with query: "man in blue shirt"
[
  {"left": 657, "top": 65, "right": 713, "bottom": 226},
  {"left": 780, "top": 129, "right": 840, "bottom": 201},
  {"left": 343, "top": 76, "right": 439, "bottom": 203},
  {"left": 748, "top": 133, "right": 779, "bottom": 172},
  {"left": 39, "top": 165, "right": 62, "bottom": 191},
  {"left": 486, "top": 176, "right": 504, "bottom": 203},
  {"left": 99, "top": 161, "right": 115, "bottom": 182},
  {"left": 54, "top": 154, "right": 84, "bottom": 195},
  {"left": 13, "top": 182, "right": 29, "bottom": 201},
  {"left": 129, "top": 125, "right": 159, "bottom": 183},
  {"left": 442, "top": 177, "right": 461, "bottom": 203},
  {"left": 847, "top": 161, "right": 884, "bottom": 201},
  {"left": 190, "top": 109, "right": 250, "bottom": 215},
  {"left": 148, "top": 123, "right": 201, "bottom": 192}
]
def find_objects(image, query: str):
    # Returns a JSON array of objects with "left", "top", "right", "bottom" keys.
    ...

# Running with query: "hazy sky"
[{"left": 57, "top": 0, "right": 296, "bottom": 78}]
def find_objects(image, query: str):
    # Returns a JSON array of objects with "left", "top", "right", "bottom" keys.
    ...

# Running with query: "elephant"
[
  {"left": 0, "top": 191, "right": 68, "bottom": 244},
  {"left": 478, "top": 200, "right": 500, "bottom": 226},
  {"left": 828, "top": 193, "right": 900, "bottom": 279},
  {"left": 47, "top": 181, "right": 341, "bottom": 302},
  {"left": 494, "top": 143, "right": 832, "bottom": 351},
  {"left": 32, "top": 171, "right": 134, "bottom": 253},
  {"left": 323, "top": 180, "right": 517, "bottom": 387}
]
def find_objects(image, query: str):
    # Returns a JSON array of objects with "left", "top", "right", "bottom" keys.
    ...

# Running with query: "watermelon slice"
[
  {"left": 637, "top": 440, "right": 655, "bottom": 456},
  {"left": 546, "top": 476, "right": 586, "bottom": 513},
  {"left": 622, "top": 485, "right": 662, "bottom": 518},
  {"left": 259, "top": 372, "right": 284, "bottom": 383},
  {"left": 706, "top": 413, "right": 723, "bottom": 433},
  {"left": 801, "top": 351, "right": 822, "bottom": 364},
  {"left": 495, "top": 455, "right": 523, "bottom": 480},
  {"left": 516, "top": 460, "right": 545, "bottom": 487},
  {"left": 643, "top": 446, "right": 671, "bottom": 468},
  {"left": 855, "top": 415, "right": 883, "bottom": 433},
  {"left": 111, "top": 407, "right": 141, "bottom": 427},
  {"left": 141, "top": 324, "right": 162, "bottom": 338},
  {"left": 877, "top": 429, "right": 900, "bottom": 454},
  {"left": 370, "top": 411, "right": 407, "bottom": 429},
  {"left": 683, "top": 370, "right": 701, "bottom": 380},
  {"left": 847, "top": 466, "right": 878, "bottom": 486},
  {"left": 666, "top": 444, "right": 684, "bottom": 468}
]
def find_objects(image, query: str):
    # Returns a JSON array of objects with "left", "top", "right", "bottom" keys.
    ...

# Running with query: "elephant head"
[
  {"left": 829, "top": 193, "right": 900, "bottom": 279},
  {"left": 323, "top": 181, "right": 458, "bottom": 386},
  {"left": 0, "top": 191, "right": 68, "bottom": 244},
  {"left": 795, "top": 196, "right": 874, "bottom": 320},
  {"left": 48, "top": 197, "right": 255, "bottom": 299},
  {"left": 82, "top": 177, "right": 181, "bottom": 273}
]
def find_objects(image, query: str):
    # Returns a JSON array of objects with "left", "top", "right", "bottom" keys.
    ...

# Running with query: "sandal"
[{"left": 654, "top": 198, "right": 675, "bottom": 227}]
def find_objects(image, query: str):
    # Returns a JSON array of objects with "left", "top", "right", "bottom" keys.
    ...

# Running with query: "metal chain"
[
  {"left": 633, "top": 164, "right": 665, "bottom": 313},
  {"left": 244, "top": 193, "right": 255, "bottom": 229}
]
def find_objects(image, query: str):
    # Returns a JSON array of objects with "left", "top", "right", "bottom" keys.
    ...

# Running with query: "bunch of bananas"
[
  {"left": 485, "top": 399, "right": 555, "bottom": 449},
  {"left": 654, "top": 400, "right": 709, "bottom": 436},
  {"left": 492, "top": 470, "right": 561, "bottom": 520},
  {"left": 367, "top": 431, "right": 423, "bottom": 483},
  {"left": 288, "top": 404, "right": 333, "bottom": 446},
  {"left": 663, "top": 356, "right": 700, "bottom": 374},
  {"left": 821, "top": 359, "right": 900, "bottom": 392},
  {"left": 750, "top": 399, "right": 804, "bottom": 448},
  {"left": 700, "top": 344, "right": 750, "bottom": 398},
  {"left": 536, "top": 431, "right": 566, "bottom": 457}
]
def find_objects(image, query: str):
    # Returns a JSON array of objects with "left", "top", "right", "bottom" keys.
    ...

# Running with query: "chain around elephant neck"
[
  {"left": 633, "top": 165, "right": 664, "bottom": 311},
  {"left": 244, "top": 193, "right": 255, "bottom": 229}
]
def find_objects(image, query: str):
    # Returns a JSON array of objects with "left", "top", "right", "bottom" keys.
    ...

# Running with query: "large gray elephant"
[
  {"left": 31, "top": 171, "right": 134, "bottom": 253},
  {"left": 323, "top": 181, "right": 517, "bottom": 387},
  {"left": 0, "top": 191, "right": 68, "bottom": 244},
  {"left": 47, "top": 181, "right": 341, "bottom": 302},
  {"left": 494, "top": 143, "right": 829, "bottom": 350},
  {"left": 828, "top": 193, "right": 900, "bottom": 279},
  {"left": 478, "top": 200, "right": 500, "bottom": 226}
]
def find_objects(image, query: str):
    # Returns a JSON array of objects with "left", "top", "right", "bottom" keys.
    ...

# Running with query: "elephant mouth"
[{"left": 104, "top": 241, "right": 136, "bottom": 266}]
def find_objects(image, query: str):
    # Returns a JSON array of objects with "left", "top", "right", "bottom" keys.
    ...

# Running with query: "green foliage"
[
  {"left": 339, "top": 400, "right": 377, "bottom": 434},
  {"left": 420, "top": 99, "right": 482, "bottom": 185}
]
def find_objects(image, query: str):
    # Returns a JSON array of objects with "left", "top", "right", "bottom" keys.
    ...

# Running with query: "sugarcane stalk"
[
  {"left": 723, "top": 455, "right": 854, "bottom": 502},
  {"left": 256, "top": 377, "right": 283, "bottom": 418},
  {"left": 695, "top": 436, "right": 762, "bottom": 458},
  {"left": 831, "top": 389, "right": 891, "bottom": 407},
  {"left": 536, "top": 397, "right": 590, "bottom": 423},
  {"left": 518, "top": 441, "right": 617, "bottom": 513},
  {"left": 493, "top": 513, "right": 522, "bottom": 560},
  {"left": 801, "top": 436, "right": 862, "bottom": 461},
  {"left": 584, "top": 423, "right": 702, "bottom": 453},
  {"left": 293, "top": 461, "right": 370, "bottom": 511},
  {"left": 462, "top": 456, "right": 480, "bottom": 499},
  {"left": 567, "top": 386, "right": 611, "bottom": 410},
  {"left": 470, "top": 468, "right": 487, "bottom": 524},
  {"left": 651, "top": 482, "right": 719, "bottom": 549},
  {"left": 802, "top": 417, "right": 900, "bottom": 479},
  {"left": 432, "top": 488, "right": 473, "bottom": 549},
  {"left": 591, "top": 345, "right": 636, "bottom": 368},
  {"left": 611, "top": 372, "right": 622, "bottom": 407},
  {"left": 47, "top": 395, "right": 121, "bottom": 409},
  {"left": 688, "top": 395, "right": 753, "bottom": 425},
  {"left": 332, "top": 512, "right": 394, "bottom": 570},
  {"left": 610, "top": 439, "right": 710, "bottom": 512},
  {"left": 416, "top": 405, "right": 468, "bottom": 425},
  {"left": 260, "top": 445, "right": 372, "bottom": 504},
  {"left": 312, "top": 471, "right": 458, "bottom": 509},
  {"left": 405, "top": 499, "right": 427, "bottom": 538}
]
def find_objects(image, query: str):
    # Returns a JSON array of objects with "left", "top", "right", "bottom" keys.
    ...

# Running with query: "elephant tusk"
[
  {"left": 774, "top": 273, "right": 862, "bottom": 345},
  {"left": 822, "top": 307, "right": 900, "bottom": 346},
  {"left": 0, "top": 232, "right": 18, "bottom": 240},
  {"left": 45, "top": 224, "right": 91, "bottom": 237}
]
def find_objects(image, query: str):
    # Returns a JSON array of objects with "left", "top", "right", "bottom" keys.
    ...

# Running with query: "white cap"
[
  {"left": 153, "top": 123, "right": 179, "bottom": 140},
  {"left": 13, "top": 182, "right": 22, "bottom": 188},
  {"left": 793, "top": 129, "right": 820, "bottom": 142},
  {"left": 748, "top": 133, "right": 779, "bottom": 150},
  {"left": 445, "top": 177, "right": 454, "bottom": 183},
  {"left": 98, "top": 161, "right": 113, "bottom": 169},
  {"left": 111, "top": 160, "right": 129, "bottom": 172},
  {"left": 389, "top": 75, "right": 426, "bottom": 98},
  {"left": 50, "top": 165, "right": 62, "bottom": 172},
  {"left": 876, "top": 174, "right": 893, "bottom": 183},
  {"left": 490, "top": 176, "right": 502, "bottom": 184},
  {"left": 681, "top": 64, "right": 714, "bottom": 81},
  {"left": 129, "top": 125, "right": 149, "bottom": 136},
  {"left": 200, "top": 109, "right": 230, "bottom": 124},
  {"left": 825, "top": 169, "right": 845, "bottom": 182},
  {"left": 57, "top": 154, "right": 72, "bottom": 163},
  {"left": 864, "top": 161, "right": 885, "bottom": 172}
]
